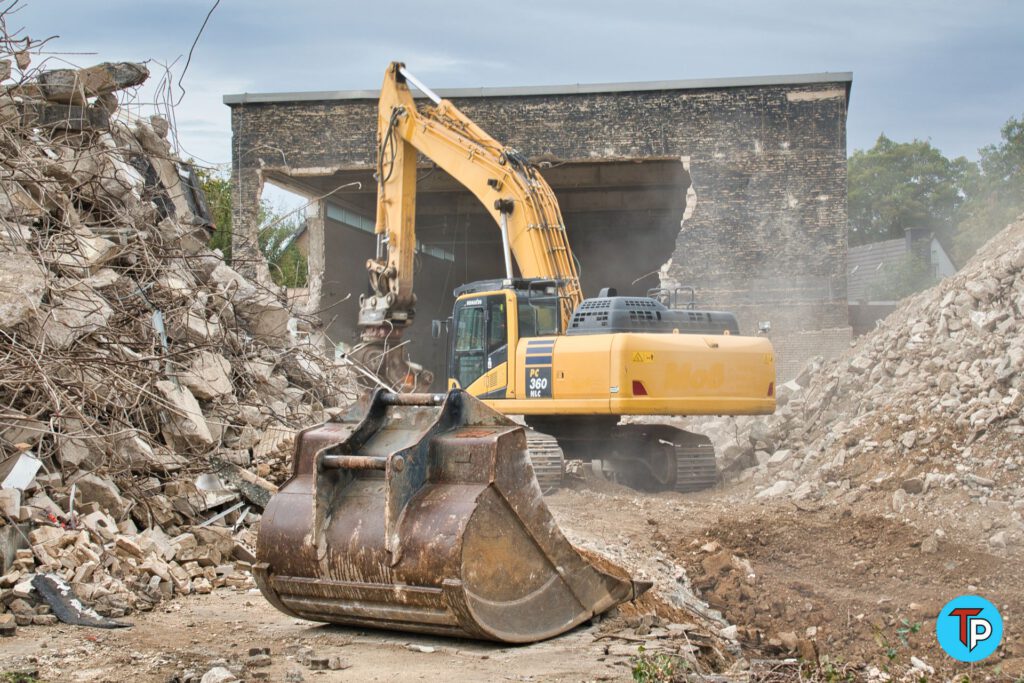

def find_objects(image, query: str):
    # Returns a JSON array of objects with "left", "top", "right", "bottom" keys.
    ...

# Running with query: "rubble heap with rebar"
[{"left": 0, "top": 39, "right": 357, "bottom": 631}]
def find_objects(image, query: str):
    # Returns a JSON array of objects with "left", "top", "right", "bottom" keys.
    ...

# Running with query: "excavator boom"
[{"left": 360, "top": 62, "right": 582, "bottom": 335}]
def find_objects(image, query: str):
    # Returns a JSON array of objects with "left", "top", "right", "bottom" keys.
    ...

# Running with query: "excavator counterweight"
[{"left": 255, "top": 389, "right": 649, "bottom": 642}]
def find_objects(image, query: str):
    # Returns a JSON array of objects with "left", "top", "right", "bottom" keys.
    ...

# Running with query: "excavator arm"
[{"left": 359, "top": 62, "right": 583, "bottom": 338}]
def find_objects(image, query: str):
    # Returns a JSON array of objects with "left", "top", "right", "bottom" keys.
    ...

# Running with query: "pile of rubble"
[
  {"left": 0, "top": 47, "right": 356, "bottom": 633},
  {"left": 710, "top": 215, "right": 1024, "bottom": 545}
]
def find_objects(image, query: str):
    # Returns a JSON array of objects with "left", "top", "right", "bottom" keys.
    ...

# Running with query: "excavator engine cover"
[{"left": 254, "top": 389, "right": 648, "bottom": 643}]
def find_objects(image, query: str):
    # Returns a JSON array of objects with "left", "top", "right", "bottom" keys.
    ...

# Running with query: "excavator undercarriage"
[{"left": 526, "top": 418, "right": 717, "bottom": 493}]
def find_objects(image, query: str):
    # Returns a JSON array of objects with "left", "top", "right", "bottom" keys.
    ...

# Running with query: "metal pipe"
[
  {"left": 397, "top": 66, "right": 442, "bottom": 105},
  {"left": 380, "top": 392, "right": 446, "bottom": 406},
  {"left": 499, "top": 212, "right": 514, "bottom": 279},
  {"left": 321, "top": 455, "right": 388, "bottom": 471}
]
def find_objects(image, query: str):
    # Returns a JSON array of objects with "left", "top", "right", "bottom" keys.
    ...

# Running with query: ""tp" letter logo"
[
  {"left": 949, "top": 607, "right": 992, "bottom": 651},
  {"left": 937, "top": 597, "right": 1002, "bottom": 662}
]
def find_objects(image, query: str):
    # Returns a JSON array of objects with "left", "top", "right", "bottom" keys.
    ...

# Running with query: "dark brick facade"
[{"left": 226, "top": 74, "right": 852, "bottom": 379}]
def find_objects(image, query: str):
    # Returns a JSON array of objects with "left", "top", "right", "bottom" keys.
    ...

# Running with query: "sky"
[{"left": 9, "top": 0, "right": 1024, "bottom": 174}]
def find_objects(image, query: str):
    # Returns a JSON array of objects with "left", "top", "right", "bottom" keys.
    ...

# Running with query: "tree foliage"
[
  {"left": 259, "top": 218, "right": 308, "bottom": 288},
  {"left": 849, "top": 115, "right": 1024, "bottom": 264},
  {"left": 196, "top": 168, "right": 233, "bottom": 261},
  {"left": 196, "top": 170, "right": 308, "bottom": 288},
  {"left": 954, "top": 114, "right": 1024, "bottom": 261},
  {"left": 847, "top": 135, "right": 971, "bottom": 246}
]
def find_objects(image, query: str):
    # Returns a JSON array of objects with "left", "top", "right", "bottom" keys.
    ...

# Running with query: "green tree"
[
  {"left": 259, "top": 216, "right": 308, "bottom": 288},
  {"left": 196, "top": 168, "right": 233, "bottom": 260},
  {"left": 954, "top": 114, "right": 1024, "bottom": 261},
  {"left": 195, "top": 170, "right": 308, "bottom": 287},
  {"left": 848, "top": 135, "right": 972, "bottom": 246}
]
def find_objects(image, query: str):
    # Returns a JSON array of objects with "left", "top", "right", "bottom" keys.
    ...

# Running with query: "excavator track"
[
  {"left": 672, "top": 432, "right": 718, "bottom": 492},
  {"left": 525, "top": 430, "right": 565, "bottom": 494},
  {"left": 565, "top": 425, "right": 718, "bottom": 493}
]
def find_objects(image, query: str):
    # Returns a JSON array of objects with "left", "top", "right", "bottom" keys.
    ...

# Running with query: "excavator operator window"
[
  {"left": 486, "top": 296, "right": 509, "bottom": 372},
  {"left": 453, "top": 302, "right": 485, "bottom": 388},
  {"left": 452, "top": 294, "right": 509, "bottom": 389},
  {"left": 517, "top": 297, "right": 559, "bottom": 338}
]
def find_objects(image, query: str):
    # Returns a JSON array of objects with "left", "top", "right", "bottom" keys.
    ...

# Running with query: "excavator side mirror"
[{"left": 431, "top": 319, "right": 448, "bottom": 339}]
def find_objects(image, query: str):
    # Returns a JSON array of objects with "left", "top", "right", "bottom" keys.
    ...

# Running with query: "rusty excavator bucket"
[{"left": 254, "top": 389, "right": 649, "bottom": 643}]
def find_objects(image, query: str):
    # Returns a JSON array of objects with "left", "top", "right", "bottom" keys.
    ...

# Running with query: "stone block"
[
  {"left": 155, "top": 381, "right": 213, "bottom": 449},
  {"left": 71, "top": 473, "right": 129, "bottom": 518},
  {"left": 0, "top": 253, "right": 46, "bottom": 330}
]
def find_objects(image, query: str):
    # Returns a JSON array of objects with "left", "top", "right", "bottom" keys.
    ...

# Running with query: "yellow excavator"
[
  {"left": 254, "top": 63, "right": 775, "bottom": 643},
  {"left": 356, "top": 62, "right": 775, "bottom": 492}
]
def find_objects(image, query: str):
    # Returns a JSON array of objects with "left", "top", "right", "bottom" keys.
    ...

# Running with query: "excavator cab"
[{"left": 447, "top": 278, "right": 562, "bottom": 396}]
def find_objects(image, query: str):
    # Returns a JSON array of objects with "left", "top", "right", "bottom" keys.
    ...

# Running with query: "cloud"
[{"left": 11, "top": 0, "right": 1024, "bottom": 162}]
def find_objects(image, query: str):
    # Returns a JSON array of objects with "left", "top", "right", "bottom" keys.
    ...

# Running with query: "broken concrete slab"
[
  {"left": 209, "top": 263, "right": 289, "bottom": 339},
  {"left": 42, "top": 283, "right": 114, "bottom": 348},
  {"left": 47, "top": 228, "right": 118, "bottom": 277},
  {"left": 155, "top": 380, "right": 214, "bottom": 449},
  {"left": 177, "top": 351, "right": 233, "bottom": 400},
  {"left": 242, "top": 358, "right": 274, "bottom": 383},
  {"left": 71, "top": 472, "right": 129, "bottom": 519},
  {"left": 0, "top": 177, "right": 45, "bottom": 220},
  {"left": 133, "top": 124, "right": 198, "bottom": 225},
  {"left": 0, "top": 253, "right": 47, "bottom": 329},
  {"left": 18, "top": 100, "right": 111, "bottom": 131},
  {"left": 0, "top": 410, "right": 47, "bottom": 448},
  {"left": 35, "top": 62, "right": 149, "bottom": 105},
  {"left": 168, "top": 308, "right": 222, "bottom": 344},
  {"left": 114, "top": 431, "right": 186, "bottom": 473},
  {"left": 57, "top": 419, "right": 103, "bottom": 471},
  {"left": 210, "top": 459, "right": 277, "bottom": 509}
]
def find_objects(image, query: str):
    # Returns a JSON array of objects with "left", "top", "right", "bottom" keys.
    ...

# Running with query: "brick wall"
[{"left": 227, "top": 77, "right": 852, "bottom": 381}]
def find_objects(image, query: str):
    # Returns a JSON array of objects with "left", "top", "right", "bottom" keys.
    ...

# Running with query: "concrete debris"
[
  {"left": 177, "top": 351, "right": 233, "bottom": 400},
  {"left": 0, "top": 51, "right": 360, "bottom": 627},
  {"left": 685, "top": 214, "right": 1024, "bottom": 552},
  {"left": 0, "top": 253, "right": 46, "bottom": 329},
  {"left": 200, "top": 667, "right": 239, "bottom": 683},
  {"left": 36, "top": 62, "right": 149, "bottom": 105},
  {"left": 156, "top": 380, "right": 214, "bottom": 449}
]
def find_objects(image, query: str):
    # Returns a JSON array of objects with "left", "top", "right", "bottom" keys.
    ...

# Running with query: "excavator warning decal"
[{"left": 632, "top": 352, "right": 654, "bottom": 363}]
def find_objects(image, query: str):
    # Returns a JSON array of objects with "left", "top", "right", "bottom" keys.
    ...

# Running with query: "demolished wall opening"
[{"left": 266, "top": 158, "right": 691, "bottom": 387}]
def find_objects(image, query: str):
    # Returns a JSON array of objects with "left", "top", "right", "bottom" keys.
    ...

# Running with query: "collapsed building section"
[
  {"left": 0, "top": 52, "right": 357, "bottom": 633},
  {"left": 226, "top": 73, "right": 853, "bottom": 381}
]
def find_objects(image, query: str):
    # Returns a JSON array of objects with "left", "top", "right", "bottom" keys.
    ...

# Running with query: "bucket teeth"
[{"left": 255, "top": 389, "right": 646, "bottom": 643}]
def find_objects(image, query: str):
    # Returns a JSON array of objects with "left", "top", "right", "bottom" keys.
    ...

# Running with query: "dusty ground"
[{"left": 2, "top": 479, "right": 1021, "bottom": 682}]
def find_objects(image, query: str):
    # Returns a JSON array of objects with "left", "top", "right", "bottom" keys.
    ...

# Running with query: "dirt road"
[{"left": 2, "top": 481, "right": 1021, "bottom": 682}]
